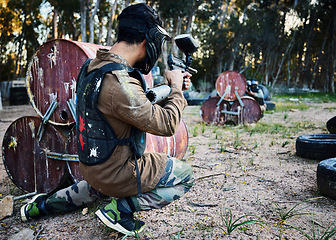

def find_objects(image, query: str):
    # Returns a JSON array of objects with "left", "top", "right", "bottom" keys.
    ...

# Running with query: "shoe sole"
[
  {"left": 95, "top": 209, "right": 144, "bottom": 236},
  {"left": 20, "top": 193, "right": 46, "bottom": 222}
]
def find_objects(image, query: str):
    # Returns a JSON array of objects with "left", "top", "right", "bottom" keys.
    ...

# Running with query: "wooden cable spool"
[
  {"left": 2, "top": 116, "right": 67, "bottom": 193},
  {"left": 215, "top": 71, "right": 247, "bottom": 101}
]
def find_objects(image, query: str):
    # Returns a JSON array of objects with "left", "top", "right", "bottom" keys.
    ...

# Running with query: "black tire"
[
  {"left": 9, "top": 87, "right": 29, "bottom": 105},
  {"left": 259, "top": 84, "right": 270, "bottom": 101},
  {"left": 265, "top": 101, "right": 276, "bottom": 111},
  {"left": 296, "top": 134, "right": 336, "bottom": 160},
  {"left": 327, "top": 116, "right": 336, "bottom": 134},
  {"left": 187, "top": 98, "right": 207, "bottom": 106},
  {"left": 317, "top": 158, "right": 336, "bottom": 200}
]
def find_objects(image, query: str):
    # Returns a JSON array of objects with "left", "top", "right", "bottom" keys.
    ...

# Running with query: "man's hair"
[{"left": 116, "top": 3, "right": 162, "bottom": 44}]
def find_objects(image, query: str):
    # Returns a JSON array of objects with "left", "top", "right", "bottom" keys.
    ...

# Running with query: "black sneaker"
[{"left": 95, "top": 199, "right": 145, "bottom": 235}]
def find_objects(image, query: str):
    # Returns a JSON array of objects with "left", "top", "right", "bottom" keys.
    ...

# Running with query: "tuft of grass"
[
  {"left": 192, "top": 125, "right": 199, "bottom": 137},
  {"left": 217, "top": 208, "right": 264, "bottom": 235},
  {"left": 201, "top": 122, "right": 206, "bottom": 134},
  {"left": 272, "top": 198, "right": 320, "bottom": 224},
  {"left": 290, "top": 220, "right": 336, "bottom": 240},
  {"left": 282, "top": 140, "right": 290, "bottom": 147},
  {"left": 189, "top": 144, "right": 196, "bottom": 154},
  {"left": 233, "top": 131, "right": 242, "bottom": 148}
]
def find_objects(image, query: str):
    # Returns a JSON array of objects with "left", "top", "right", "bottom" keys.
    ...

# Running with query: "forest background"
[{"left": 0, "top": 0, "right": 335, "bottom": 93}]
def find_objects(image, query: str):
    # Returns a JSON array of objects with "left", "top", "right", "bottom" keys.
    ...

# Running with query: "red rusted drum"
[
  {"left": 2, "top": 116, "right": 67, "bottom": 193},
  {"left": 215, "top": 71, "right": 246, "bottom": 101},
  {"left": 200, "top": 96, "right": 230, "bottom": 124},
  {"left": 231, "top": 96, "right": 261, "bottom": 124},
  {"left": 65, "top": 120, "right": 188, "bottom": 183},
  {"left": 26, "top": 39, "right": 110, "bottom": 126},
  {"left": 145, "top": 119, "right": 188, "bottom": 160}
]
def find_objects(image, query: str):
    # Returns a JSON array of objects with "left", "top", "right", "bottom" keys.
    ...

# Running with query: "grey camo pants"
[{"left": 45, "top": 157, "right": 194, "bottom": 213}]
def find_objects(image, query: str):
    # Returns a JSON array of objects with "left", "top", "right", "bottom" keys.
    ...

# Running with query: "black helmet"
[
  {"left": 117, "top": 4, "right": 171, "bottom": 74},
  {"left": 251, "top": 79, "right": 259, "bottom": 86}
]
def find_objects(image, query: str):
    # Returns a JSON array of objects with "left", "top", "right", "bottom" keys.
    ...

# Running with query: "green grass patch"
[
  {"left": 243, "top": 122, "right": 289, "bottom": 135},
  {"left": 274, "top": 101, "right": 310, "bottom": 112},
  {"left": 273, "top": 92, "right": 336, "bottom": 103}
]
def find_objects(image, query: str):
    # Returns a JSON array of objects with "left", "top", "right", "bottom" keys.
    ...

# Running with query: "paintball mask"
[
  {"left": 140, "top": 25, "right": 171, "bottom": 74},
  {"left": 251, "top": 79, "right": 259, "bottom": 92},
  {"left": 117, "top": 4, "right": 171, "bottom": 74}
]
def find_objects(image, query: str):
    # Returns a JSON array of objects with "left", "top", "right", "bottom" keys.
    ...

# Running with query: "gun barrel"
[{"left": 145, "top": 85, "right": 171, "bottom": 104}]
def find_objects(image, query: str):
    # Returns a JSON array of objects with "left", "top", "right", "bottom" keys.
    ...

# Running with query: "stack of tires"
[
  {"left": 9, "top": 87, "right": 29, "bottom": 105},
  {"left": 296, "top": 116, "right": 336, "bottom": 200}
]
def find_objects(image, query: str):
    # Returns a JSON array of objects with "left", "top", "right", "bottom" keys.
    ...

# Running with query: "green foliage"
[
  {"left": 243, "top": 122, "right": 289, "bottom": 135},
  {"left": 218, "top": 208, "right": 264, "bottom": 235},
  {"left": 272, "top": 200, "right": 312, "bottom": 223},
  {"left": 290, "top": 221, "right": 336, "bottom": 240},
  {"left": 274, "top": 92, "right": 336, "bottom": 103}
]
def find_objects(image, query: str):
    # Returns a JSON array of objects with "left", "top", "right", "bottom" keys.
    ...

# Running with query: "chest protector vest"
[{"left": 76, "top": 59, "right": 147, "bottom": 166}]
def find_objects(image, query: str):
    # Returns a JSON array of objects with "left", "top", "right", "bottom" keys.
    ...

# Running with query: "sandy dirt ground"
[{"left": 1, "top": 100, "right": 336, "bottom": 240}]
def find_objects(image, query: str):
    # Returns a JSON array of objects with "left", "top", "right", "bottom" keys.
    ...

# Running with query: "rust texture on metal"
[
  {"left": 200, "top": 97, "right": 230, "bottom": 124},
  {"left": 26, "top": 39, "right": 109, "bottom": 126},
  {"left": 145, "top": 119, "right": 188, "bottom": 160},
  {"left": 231, "top": 96, "right": 261, "bottom": 124},
  {"left": 65, "top": 120, "right": 188, "bottom": 183},
  {"left": 26, "top": 39, "right": 154, "bottom": 126},
  {"left": 2, "top": 116, "right": 67, "bottom": 193},
  {"left": 65, "top": 126, "right": 83, "bottom": 183},
  {"left": 215, "top": 71, "right": 246, "bottom": 101}
]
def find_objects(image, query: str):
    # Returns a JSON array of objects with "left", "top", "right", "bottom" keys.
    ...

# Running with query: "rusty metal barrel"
[
  {"left": 200, "top": 96, "right": 230, "bottom": 124},
  {"left": 145, "top": 120, "right": 188, "bottom": 159},
  {"left": 231, "top": 96, "right": 261, "bottom": 124},
  {"left": 65, "top": 120, "right": 189, "bottom": 183},
  {"left": 2, "top": 116, "right": 67, "bottom": 193},
  {"left": 26, "top": 39, "right": 109, "bottom": 125},
  {"left": 215, "top": 71, "right": 246, "bottom": 100}
]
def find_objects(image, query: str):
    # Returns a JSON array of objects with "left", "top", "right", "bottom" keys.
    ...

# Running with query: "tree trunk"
[
  {"left": 171, "top": 16, "right": 181, "bottom": 56},
  {"left": 89, "top": 0, "right": 101, "bottom": 43},
  {"left": 80, "top": 0, "right": 87, "bottom": 42},
  {"left": 52, "top": 8, "right": 58, "bottom": 39},
  {"left": 272, "top": 32, "right": 295, "bottom": 87},
  {"left": 107, "top": 0, "right": 118, "bottom": 46},
  {"left": 97, "top": 21, "right": 103, "bottom": 44},
  {"left": 186, "top": 0, "right": 202, "bottom": 33}
]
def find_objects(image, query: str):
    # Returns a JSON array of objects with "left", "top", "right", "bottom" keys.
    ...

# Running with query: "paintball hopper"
[
  {"left": 175, "top": 34, "right": 199, "bottom": 56},
  {"left": 168, "top": 34, "right": 199, "bottom": 74}
]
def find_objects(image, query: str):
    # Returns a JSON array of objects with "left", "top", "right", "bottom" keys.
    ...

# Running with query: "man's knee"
[{"left": 174, "top": 160, "right": 195, "bottom": 190}]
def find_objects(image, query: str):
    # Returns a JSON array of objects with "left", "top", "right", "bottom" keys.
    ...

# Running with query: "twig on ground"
[
  {"left": 34, "top": 225, "right": 44, "bottom": 240},
  {"left": 277, "top": 151, "right": 291, "bottom": 155},
  {"left": 196, "top": 171, "right": 227, "bottom": 181},
  {"left": 188, "top": 201, "right": 218, "bottom": 207}
]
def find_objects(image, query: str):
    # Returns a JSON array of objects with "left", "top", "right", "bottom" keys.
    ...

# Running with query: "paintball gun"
[{"left": 146, "top": 34, "right": 199, "bottom": 104}]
